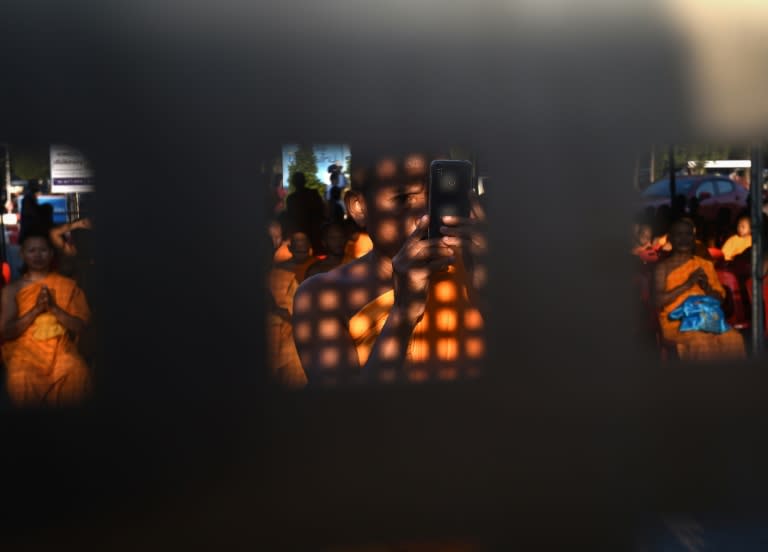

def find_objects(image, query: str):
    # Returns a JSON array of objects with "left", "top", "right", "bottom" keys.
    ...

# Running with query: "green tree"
[{"left": 287, "top": 146, "right": 324, "bottom": 195}]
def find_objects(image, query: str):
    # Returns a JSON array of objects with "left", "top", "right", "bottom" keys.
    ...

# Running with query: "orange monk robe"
[
  {"left": 267, "top": 267, "right": 307, "bottom": 388},
  {"left": 658, "top": 257, "right": 746, "bottom": 361},
  {"left": 342, "top": 232, "right": 373, "bottom": 264},
  {"left": 721, "top": 234, "right": 751, "bottom": 261},
  {"left": 2, "top": 273, "right": 91, "bottom": 407},
  {"left": 273, "top": 241, "right": 292, "bottom": 263},
  {"left": 273, "top": 256, "right": 317, "bottom": 285},
  {"left": 348, "top": 260, "right": 485, "bottom": 384}
]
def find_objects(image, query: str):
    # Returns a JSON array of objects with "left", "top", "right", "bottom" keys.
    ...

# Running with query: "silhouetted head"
[
  {"left": 668, "top": 218, "right": 696, "bottom": 254},
  {"left": 321, "top": 222, "right": 347, "bottom": 257},
  {"left": 291, "top": 172, "right": 306, "bottom": 190}
]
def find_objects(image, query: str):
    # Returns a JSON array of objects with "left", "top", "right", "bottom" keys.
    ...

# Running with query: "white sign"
[{"left": 50, "top": 144, "right": 95, "bottom": 193}]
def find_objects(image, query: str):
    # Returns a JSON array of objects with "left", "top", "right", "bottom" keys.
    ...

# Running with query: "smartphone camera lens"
[{"left": 441, "top": 175, "right": 457, "bottom": 191}]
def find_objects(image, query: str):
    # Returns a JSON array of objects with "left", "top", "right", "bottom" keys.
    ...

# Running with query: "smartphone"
[{"left": 427, "top": 160, "right": 473, "bottom": 239}]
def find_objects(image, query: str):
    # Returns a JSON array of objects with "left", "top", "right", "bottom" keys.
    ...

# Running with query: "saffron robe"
[
  {"left": 267, "top": 267, "right": 308, "bottom": 388},
  {"left": 658, "top": 257, "right": 746, "bottom": 361},
  {"left": 721, "top": 234, "right": 751, "bottom": 261},
  {"left": 2, "top": 273, "right": 91, "bottom": 407}
]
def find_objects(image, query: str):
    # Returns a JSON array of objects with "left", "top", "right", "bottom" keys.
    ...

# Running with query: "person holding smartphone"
[{"left": 292, "top": 154, "right": 487, "bottom": 386}]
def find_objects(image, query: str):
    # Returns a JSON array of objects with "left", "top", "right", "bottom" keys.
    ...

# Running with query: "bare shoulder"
[
  {"left": 653, "top": 257, "right": 669, "bottom": 277},
  {"left": 294, "top": 256, "right": 376, "bottom": 319},
  {"left": 298, "top": 257, "right": 370, "bottom": 295}
]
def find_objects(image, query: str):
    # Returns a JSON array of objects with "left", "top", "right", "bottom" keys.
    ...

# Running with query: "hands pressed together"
[{"left": 34, "top": 285, "right": 59, "bottom": 316}]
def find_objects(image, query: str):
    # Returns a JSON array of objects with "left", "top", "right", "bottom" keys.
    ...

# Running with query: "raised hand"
[{"left": 392, "top": 215, "right": 455, "bottom": 326}]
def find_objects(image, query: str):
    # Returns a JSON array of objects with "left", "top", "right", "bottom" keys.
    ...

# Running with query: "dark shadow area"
[{"left": 1, "top": 1, "right": 768, "bottom": 550}]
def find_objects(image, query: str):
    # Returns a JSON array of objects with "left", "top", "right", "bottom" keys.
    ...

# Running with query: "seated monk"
[
  {"left": 1, "top": 233, "right": 91, "bottom": 407},
  {"left": 721, "top": 215, "right": 752, "bottom": 262},
  {"left": 305, "top": 222, "right": 348, "bottom": 279},
  {"left": 266, "top": 276, "right": 307, "bottom": 388},
  {"left": 264, "top": 224, "right": 306, "bottom": 388},
  {"left": 292, "top": 154, "right": 487, "bottom": 386},
  {"left": 653, "top": 219, "right": 746, "bottom": 361},
  {"left": 274, "top": 231, "right": 316, "bottom": 284},
  {"left": 654, "top": 228, "right": 711, "bottom": 261}
]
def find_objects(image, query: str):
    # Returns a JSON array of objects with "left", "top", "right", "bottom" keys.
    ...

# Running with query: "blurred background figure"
[
  {"left": 653, "top": 218, "right": 745, "bottom": 361},
  {"left": 274, "top": 231, "right": 315, "bottom": 285},
  {"left": 327, "top": 160, "right": 346, "bottom": 197},
  {"left": 19, "top": 181, "right": 53, "bottom": 245},
  {"left": 305, "top": 222, "right": 347, "bottom": 279},
  {"left": 327, "top": 185, "right": 346, "bottom": 225},
  {"left": 266, "top": 229, "right": 308, "bottom": 389},
  {"left": 285, "top": 172, "right": 326, "bottom": 254},
  {"left": 721, "top": 215, "right": 752, "bottom": 262}
]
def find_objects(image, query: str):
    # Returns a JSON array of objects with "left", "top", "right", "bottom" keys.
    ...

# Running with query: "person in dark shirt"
[{"left": 284, "top": 172, "right": 326, "bottom": 254}]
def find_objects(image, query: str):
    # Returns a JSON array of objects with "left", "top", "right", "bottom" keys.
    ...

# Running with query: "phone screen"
[{"left": 428, "top": 160, "right": 473, "bottom": 239}]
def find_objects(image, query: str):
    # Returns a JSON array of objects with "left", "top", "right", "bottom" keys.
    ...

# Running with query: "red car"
[{"left": 640, "top": 175, "right": 748, "bottom": 222}]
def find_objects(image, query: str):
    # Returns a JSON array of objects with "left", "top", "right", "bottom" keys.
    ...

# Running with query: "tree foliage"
[{"left": 287, "top": 146, "right": 324, "bottom": 195}]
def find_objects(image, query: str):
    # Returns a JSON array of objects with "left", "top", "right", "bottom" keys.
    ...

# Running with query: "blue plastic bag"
[{"left": 668, "top": 295, "right": 730, "bottom": 334}]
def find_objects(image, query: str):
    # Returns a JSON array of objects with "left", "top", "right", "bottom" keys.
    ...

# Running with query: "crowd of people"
[
  {"left": 0, "top": 187, "right": 95, "bottom": 407},
  {"left": 632, "top": 192, "right": 768, "bottom": 361},
  {"left": 266, "top": 153, "right": 488, "bottom": 388}
]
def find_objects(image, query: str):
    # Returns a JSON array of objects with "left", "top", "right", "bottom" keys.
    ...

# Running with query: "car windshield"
[{"left": 642, "top": 178, "right": 697, "bottom": 198}]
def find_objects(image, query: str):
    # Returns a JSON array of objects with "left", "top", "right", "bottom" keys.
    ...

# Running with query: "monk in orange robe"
[
  {"left": 305, "top": 222, "right": 348, "bottom": 279},
  {"left": 721, "top": 215, "right": 752, "bottom": 261},
  {"left": 653, "top": 219, "right": 745, "bottom": 361},
  {"left": 273, "top": 231, "right": 316, "bottom": 284},
  {"left": 267, "top": 267, "right": 307, "bottom": 388},
  {"left": 264, "top": 222, "right": 307, "bottom": 388},
  {"left": 1, "top": 234, "right": 91, "bottom": 407},
  {"left": 292, "top": 154, "right": 487, "bottom": 386}
]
